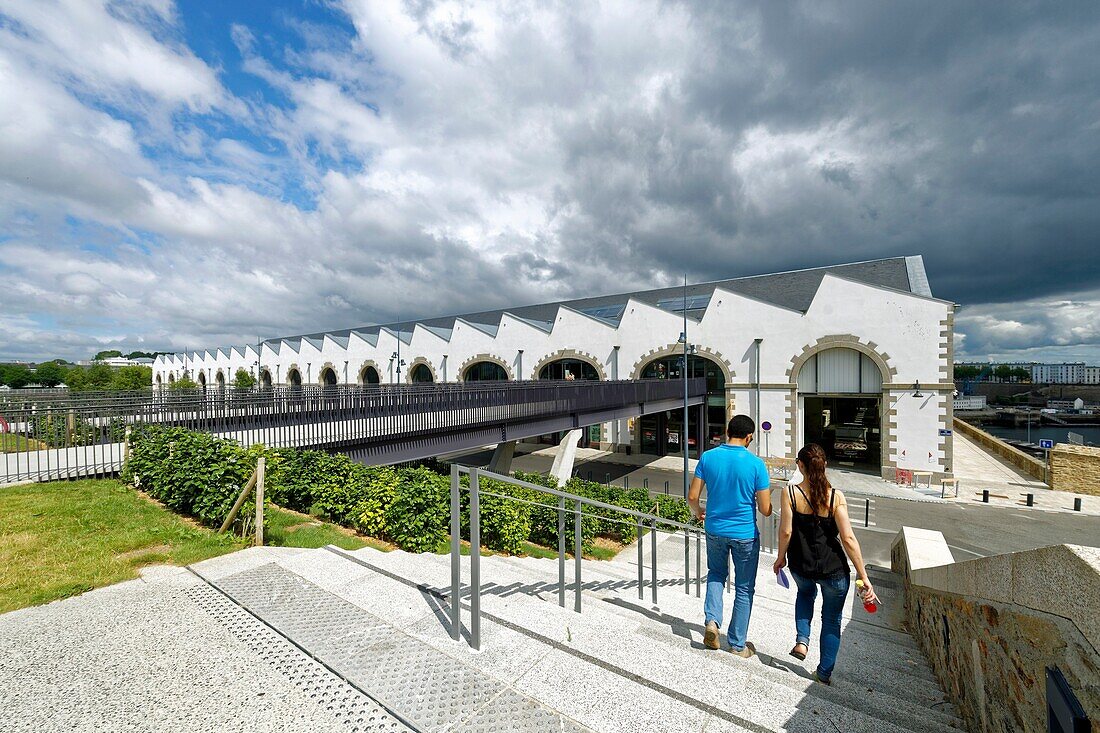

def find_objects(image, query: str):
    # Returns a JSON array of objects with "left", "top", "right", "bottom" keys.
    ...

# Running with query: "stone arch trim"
[
  {"left": 786, "top": 334, "right": 897, "bottom": 474},
  {"left": 317, "top": 361, "right": 338, "bottom": 385},
  {"left": 532, "top": 349, "right": 608, "bottom": 381},
  {"left": 630, "top": 343, "right": 735, "bottom": 383},
  {"left": 286, "top": 363, "right": 302, "bottom": 386},
  {"left": 405, "top": 357, "right": 438, "bottom": 384},
  {"left": 357, "top": 359, "right": 382, "bottom": 385},
  {"left": 785, "top": 334, "right": 897, "bottom": 383},
  {"left": 457, "top": 353, "right": 515, "bottom": 382}
]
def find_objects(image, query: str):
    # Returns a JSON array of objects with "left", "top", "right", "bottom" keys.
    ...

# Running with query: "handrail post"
[
  {"left": 694, "top": 531, "right": 701, "bottom": 597},
  {"left": 470, "top": 467, "right": 481, "bottom": 650},
  {"left": 651, "top": 519, "right": 658, "bottom": 605},
  {"left": 636, "top": 520, "right": 644, "bottom": 599},
  {"left": 449, "top": 463, "right": 461, "bottom": 642},
  {"left": 558, "top": 496, "right": 566, "bottom": 608},
  {"left": 684, "top": 529, "right": 690, "bottom": 595},
  {"left": 574, "top": 499, "right": 582, "bottom": 613}
]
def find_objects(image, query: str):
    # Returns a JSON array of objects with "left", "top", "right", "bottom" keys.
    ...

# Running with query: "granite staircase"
[{"left": 187, "top": 531, "right": 965, "bottom": 733}]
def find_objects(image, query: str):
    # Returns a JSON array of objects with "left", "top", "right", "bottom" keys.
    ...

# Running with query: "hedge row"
[{"left": 125, "top": 426, "right": 695, "bottom": 556}]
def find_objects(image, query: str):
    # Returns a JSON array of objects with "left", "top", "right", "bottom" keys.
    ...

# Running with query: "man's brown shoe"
[
  {"left": 730, "top": 642, "right": 756, "bottom": 658},
  {"left": 703, "top": 621, "right": 720, "bottom": 650}
]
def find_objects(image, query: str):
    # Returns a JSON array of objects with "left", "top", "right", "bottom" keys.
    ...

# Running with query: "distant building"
[
  {"left": 1031, "top": 363, "right": 1086, "bottom": 384},
  {"left": 92, "top": 357, "right": 153, "bottom": 368},
  {"left": 1085, "top": 366, "right": 1100, "bottom": 385},
  {"left": 953, "top": 395, "right": 987, "bottom": 410},
  {"left": 1047, "top": 398, "right": 1086, "bottom": 412}
]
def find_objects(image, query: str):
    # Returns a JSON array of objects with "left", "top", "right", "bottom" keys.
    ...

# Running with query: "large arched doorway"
[
  {"left": 260, "top": 369, "right": 273, "bottom": 389},
  {"left": 410, "top": 364, "right": 434, "bottom": 383},
  {"left": 538, "top": 359, "right": 600, "bottom": 381},
  {"left": 796, "top": 347, "right": 884, "bottom": 473},
  {"left": 359, "top": 365, "right": 380, "bottom": 385},
  {"left": 463, "top": 361, "right": 508, "bottom": 381},
  {"left": 538, "top": 357, "right": 603, "bottom": 447},
  {"left": 287, "top": 368, "right": 302, "bottom": 389},
  {"left": 638, "top": 354, "right": 727, "bottom": 459},
  {"left": 215, "top": 371, "right": 225, "bottom": 390},
  {"left": 197, "top": 372, "right": 207, "bottom": 391},
  {"left": 320, "top": 367, "right": 338, "bottom": 387}
]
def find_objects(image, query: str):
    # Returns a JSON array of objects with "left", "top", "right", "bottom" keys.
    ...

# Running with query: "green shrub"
[
  {"left": 351, "top": 466, "right": 399, "bottom": 539},
  {"left": 386, "top": 467, "right": 449, "bottom": 552},
  {"left": 125, "top": 425, "right": 262, "bottom": 535}
]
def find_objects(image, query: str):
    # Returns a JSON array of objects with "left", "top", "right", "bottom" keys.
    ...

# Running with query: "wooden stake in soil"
[
  {"left": 254, "top": 457, "right": 266, "bottom": 547},
  {"left": 219, "top": 470, "right": 258, "bottom": 534}
]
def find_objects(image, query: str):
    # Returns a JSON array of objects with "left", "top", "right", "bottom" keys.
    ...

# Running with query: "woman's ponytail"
[{"left": 797, "top": 443, "right": 832, "bottom": 514}]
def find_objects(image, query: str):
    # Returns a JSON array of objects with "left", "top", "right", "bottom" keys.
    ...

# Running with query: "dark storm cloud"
[{"left": 2, "top": 0, "right": 1099, "bottom": 362}]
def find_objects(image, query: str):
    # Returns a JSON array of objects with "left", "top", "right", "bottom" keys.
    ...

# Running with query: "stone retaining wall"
[
  {"left": 1050, "top": 443, "right": 1100, "bottom": 497},
  {"left": 953, "top": 418, "right": 1048, "bottom": 483},
  {"left": 892, "top": 530, "right": 1099, "bottom": 733}
]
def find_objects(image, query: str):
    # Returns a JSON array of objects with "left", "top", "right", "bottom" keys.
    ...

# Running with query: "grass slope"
[{"left": 0, "top": 479, "right": 245, "bottom": 613}]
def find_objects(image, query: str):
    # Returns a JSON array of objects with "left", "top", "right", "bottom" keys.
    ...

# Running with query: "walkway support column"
[
  {"left": 549, "top": 429, "right": 584, "bottom": 486},
  {"left": 487, "top": 440, "right": 517, "bottom": 474}
]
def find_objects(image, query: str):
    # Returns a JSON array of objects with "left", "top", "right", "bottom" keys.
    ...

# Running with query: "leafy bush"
[
  {"left": 125, "top": 425, "right": 262, "bottom": 535},
  {"left": 385, "top": 466, "right": 449, "bottom": 552},
  {"left": 351, "top": 466, "right": 399, "bottom": 539}
]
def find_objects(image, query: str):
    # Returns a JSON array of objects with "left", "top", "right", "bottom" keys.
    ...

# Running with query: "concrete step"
[{"left": 332, "top": 547, "right": 964, "bottom": 733}]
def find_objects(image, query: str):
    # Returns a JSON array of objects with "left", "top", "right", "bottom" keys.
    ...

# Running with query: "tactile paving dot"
[
  {"left": 454, "top": 689, "right": 589, "bottom": 732},
  {"left": 184, "top": 584, "right": 410, "bottom": 732}
]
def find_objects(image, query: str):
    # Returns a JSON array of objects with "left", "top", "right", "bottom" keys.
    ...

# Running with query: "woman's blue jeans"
[
  {"left": 790, "top": 570, "right": 850, "bottom": 681},
  {"left": 703, "top": 533, "right": 759, "bottom": 652}
]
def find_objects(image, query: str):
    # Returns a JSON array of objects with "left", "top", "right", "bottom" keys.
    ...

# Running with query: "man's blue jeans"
[
  {"left": 703, "top": 533, "right": 759, "bottom": 652},
  {"left": 790, "top": 570, "right": 851, "bottom": 681}
]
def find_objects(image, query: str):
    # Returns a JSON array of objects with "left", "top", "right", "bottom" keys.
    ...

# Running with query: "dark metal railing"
[
  {"left": 1, "top": 379, "right": 705, "bottom": 484},
  {"left": 448, "top": 465, "right": 777, "bottom": 650}
]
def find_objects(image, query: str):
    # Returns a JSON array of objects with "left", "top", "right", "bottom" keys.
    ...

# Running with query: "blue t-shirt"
[{"left": 694, "top": 445, "right": 770, "bottom": 539}]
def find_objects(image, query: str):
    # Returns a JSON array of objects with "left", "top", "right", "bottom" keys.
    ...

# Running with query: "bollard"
[
  {"left": 605, "top": 473, "right": 610, "bottom": 486},
  {"left": 588, "top": 471, "right": 592, "bottom": 480},
  {"left": 643, "top": 478, "right": 649, "bottom": 490},
  {"left": 1025, "top": 493, "right": 1034, "bottom": 507},
  {"left": 664, "top": 480, "right": 669, "bottom": 495},
  {"left": 1074, "top": 497, "right": 1083, "bottom": 512},
  {"left": 624, "top": 476, "right": 629, "bottom": 489},
  {"left": 982, "top": 489, "right": 990, "bottom": 503},
  {"left": 864, "top": 499, "right": 870, "bottom": 528}
]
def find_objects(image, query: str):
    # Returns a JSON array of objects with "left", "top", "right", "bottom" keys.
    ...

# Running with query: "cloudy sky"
[{"left": 1, "top": 0, "right": 1098, "bottom": 364}]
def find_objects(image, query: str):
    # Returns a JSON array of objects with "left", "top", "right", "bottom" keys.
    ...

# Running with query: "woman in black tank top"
[{"left": 772, "top": 444, "right": 878, "bottom": 685}]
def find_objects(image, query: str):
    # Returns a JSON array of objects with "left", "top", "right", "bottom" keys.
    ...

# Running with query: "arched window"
[
  {"left": 538, "top": 359, "right": 600, "bottom": 381},
  {"left": 410, "top": 364, "right": 434, "bottom": 383},
  {"left": 287, "top": 368, "right": 302, "bottom": 389},
  {"left": 197, "top": 372, "right": 207, "bottom": 390},
  {"left": 215, "top": 371, "right": 225, "bottom": 389},
  {"left": 168, "top": 374, "right": 175, "bottom": 385},
  {"left": 464, "top": 361, "right": 508, "bottom": 381},
  {"left": 638, "top": 354, "right": 727, "bottom": 459},
  {"left": 260, "top": 369, "right": 272, "bottom": 389},
  {"left": 320, "top": 367, "right": 338, "bottom": 387},
  {"left": 360, "top": 366, "right": 380, "bottom": 385}
]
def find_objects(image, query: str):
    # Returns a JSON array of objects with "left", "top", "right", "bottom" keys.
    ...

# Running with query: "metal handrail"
[{"left": 450, "top": 464, "right": 757, "bottom": 651}]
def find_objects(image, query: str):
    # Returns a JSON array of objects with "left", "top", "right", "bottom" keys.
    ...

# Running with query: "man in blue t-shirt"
[{"left": 688, "top": 414, "right": 772, "bottom": 657}]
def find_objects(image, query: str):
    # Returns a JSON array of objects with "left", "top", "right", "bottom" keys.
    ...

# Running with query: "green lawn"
[
  {"left": 0, "top": 479, "right": 246, "bottom": 613},
  {"left": 0, "top": 434, "right": 46, "bottom": 453},
  {"left": 265, "top": 506, "right": 392, "bottom": 552}
]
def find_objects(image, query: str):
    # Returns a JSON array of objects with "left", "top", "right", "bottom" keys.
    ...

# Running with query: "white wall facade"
[{"left": 154, "top": 270, "right": 956, "bottom": 479}]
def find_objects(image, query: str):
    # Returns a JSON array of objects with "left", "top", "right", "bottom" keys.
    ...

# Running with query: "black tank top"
[{"left": 787, "top": 485, "right": 849, "bottom": 580}]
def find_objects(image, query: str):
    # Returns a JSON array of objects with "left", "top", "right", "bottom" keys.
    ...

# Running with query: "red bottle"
[{"left": 856, "top": 579, "right": 877, "bottom": 614}]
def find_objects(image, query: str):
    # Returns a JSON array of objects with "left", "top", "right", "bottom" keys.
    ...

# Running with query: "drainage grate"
[{"left": 185, "top": 584, "right": 410, "bottom": 733}]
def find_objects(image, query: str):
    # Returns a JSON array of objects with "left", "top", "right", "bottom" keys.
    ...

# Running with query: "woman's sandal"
[{"left": 789, "top": 643, "right": 808, "bottom": 661}]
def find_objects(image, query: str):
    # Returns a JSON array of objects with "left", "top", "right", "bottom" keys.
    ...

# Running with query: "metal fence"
[
  {"left": 1, "top": 379, "right": 704, "bottom": 484},
  {"left": 449, "top": 465, "right": 778, "bottom": 650}
]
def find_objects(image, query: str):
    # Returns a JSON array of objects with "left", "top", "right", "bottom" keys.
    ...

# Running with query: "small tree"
[
  {"left": 170, "top": 376, "right": 199, "bottom": 391},
  {"left": 1010, "top": 367, "right": 1031, "bottom": 382},
  {"left": 112, "top": 365, "right": 153, "bottom": 390},
  {"left": 85, "top": 363, "right": 114, "bottom": 390},
  {"left": 232, "top": 368, "right": 256, "bottom": 390},
  {"left": 94, "top": 349, "right": 123, "bottom": 360},
  {"left": 34, "top": 361, "right": 65, "bottom": 387},
  {"left": 64, "top": 367, "right": 88, "bottom": 391},
  {"left": 993, "top": 365, "right": 1013, "bottom": 381},
  {"left": 0, "top": 364, "right": 32, "bottom": 388}
]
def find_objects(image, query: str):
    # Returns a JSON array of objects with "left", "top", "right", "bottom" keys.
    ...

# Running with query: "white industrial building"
[
  {"left": 1031, "top": 363, "right": 1087, "bottom": 384},
  {"left": 154, "top": 256, "right": 957, "bottom": 480}
]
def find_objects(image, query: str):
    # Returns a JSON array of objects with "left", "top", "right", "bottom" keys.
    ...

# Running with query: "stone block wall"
[
  {"left": 893, "top": 532, "right": 1099, "bottom": 733},
  {"left": 1050, "top": 443, "right": 1100, "bottom": 496}
]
